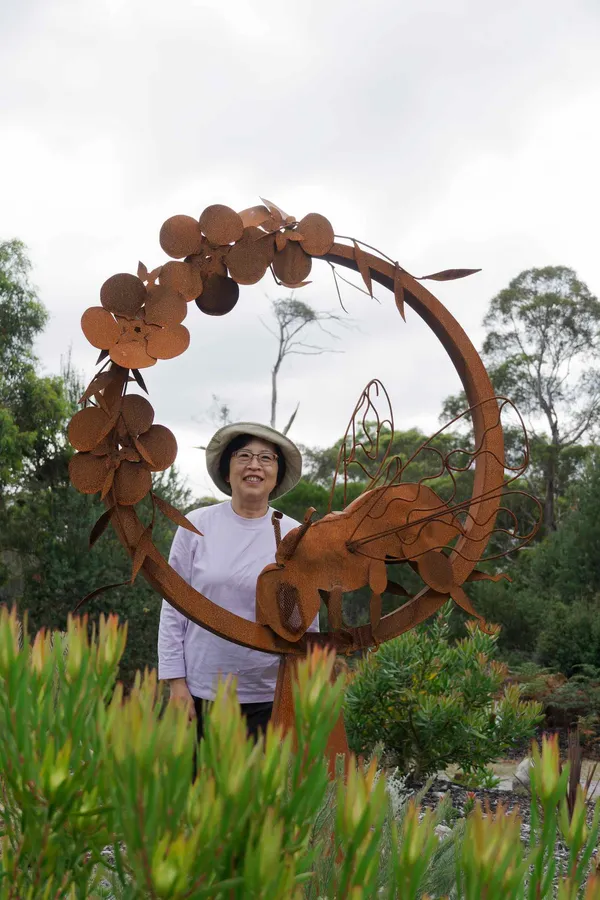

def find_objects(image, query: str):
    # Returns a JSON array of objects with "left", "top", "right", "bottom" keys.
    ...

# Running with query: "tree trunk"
[
  {"left": 270, "top": 365, "right": 278, "bottom": 429},
  {"left": 544, "top": 449, "right": 558, "bottom": 532}
]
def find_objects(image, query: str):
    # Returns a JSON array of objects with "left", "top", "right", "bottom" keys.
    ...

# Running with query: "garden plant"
[
  {"left": 344, "top": 605, "right": 543, "bottom": 782},
  {"left": 1, "top": 607, "right": 600, "bottom": 898}
]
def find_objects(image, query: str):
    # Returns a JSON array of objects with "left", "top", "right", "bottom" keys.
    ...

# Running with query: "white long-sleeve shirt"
[{"left": 157, "top": 500, "right": 317, "bottom": 702}]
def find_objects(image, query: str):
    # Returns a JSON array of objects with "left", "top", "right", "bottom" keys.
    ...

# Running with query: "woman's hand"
[{"left": 168, "top": 677, "right": 196, "bottom": 721}]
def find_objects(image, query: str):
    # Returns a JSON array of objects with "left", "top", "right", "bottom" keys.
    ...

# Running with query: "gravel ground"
[{"left": 415, "top": 775, "right": 600, "bottom": 893}]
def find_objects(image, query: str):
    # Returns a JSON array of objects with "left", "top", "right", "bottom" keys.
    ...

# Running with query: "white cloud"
[{"left": 1, "top": 0, "right": 599, "bottom": 498}]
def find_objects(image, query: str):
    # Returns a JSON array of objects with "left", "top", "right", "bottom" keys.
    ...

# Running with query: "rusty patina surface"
[{"left": 69, "top": 200, "right": 540, "bottom": 771}]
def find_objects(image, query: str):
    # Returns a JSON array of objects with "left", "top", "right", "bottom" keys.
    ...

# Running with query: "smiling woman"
[{"left": 157, "top": 420, "right": 314, "bottom": 742}]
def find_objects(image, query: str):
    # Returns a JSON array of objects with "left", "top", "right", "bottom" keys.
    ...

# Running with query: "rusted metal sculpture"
[
  {"left": 68, "top": 199, "right": 540, "bottom": 773},
  {"left": 257, "top": 382, "right": 538, "bottom": 648}
]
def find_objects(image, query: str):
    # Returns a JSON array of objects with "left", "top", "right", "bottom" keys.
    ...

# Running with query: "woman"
[{"left": 157, "top": 422, "right": 316, "bottom": 740}]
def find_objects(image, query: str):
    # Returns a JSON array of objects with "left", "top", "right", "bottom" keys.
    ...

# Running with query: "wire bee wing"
[
  {"left": 343, "top": 396, "right": 540, "bottom": 564},
  {"left": 328, "top": 379, "right": 395, "bottom": 513}
]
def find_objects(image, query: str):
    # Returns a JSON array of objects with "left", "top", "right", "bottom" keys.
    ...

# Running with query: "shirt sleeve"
[{"left": 157, "top": 522, "right": 198, "bottom": 681}]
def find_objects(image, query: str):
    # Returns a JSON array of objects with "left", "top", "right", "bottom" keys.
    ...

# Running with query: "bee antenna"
[
  {"left": 280, "top": 507, "right": 316, "bottom": 560},
  {"left": 271, "top": 510, "right": 283, "bottom": 549}
]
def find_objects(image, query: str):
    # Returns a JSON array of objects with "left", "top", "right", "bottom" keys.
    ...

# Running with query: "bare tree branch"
[{"left": 267, "top": 295, "right": 348, "bottom": 429}]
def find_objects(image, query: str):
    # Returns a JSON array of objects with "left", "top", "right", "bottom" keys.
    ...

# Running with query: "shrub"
[
  {"left": 536, "top": 600, "right": 600, "bottom": 676},
  {"left": 2, "top": 607, "right": 600, "bottom": 898},
  {"left": 344, "top": 605, "right": 543, "bottom": 779}
]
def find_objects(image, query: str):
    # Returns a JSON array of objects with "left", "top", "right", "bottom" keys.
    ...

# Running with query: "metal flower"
[
  {"left": 159, "top": 205, "right": 247, "bottom": 316},
  {"left": 236, "top": 200, "right": 335, "bottom": 288},
  {"left": 68, "top": 395, "right": 177, "bottom": 505},
  {"left": 156, "top": 201, "right": 335, "bottom": 312},
  {"left": 81, "top": 273, "right": 190, "bottom": 369}
]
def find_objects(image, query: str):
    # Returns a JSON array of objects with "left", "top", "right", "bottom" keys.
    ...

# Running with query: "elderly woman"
[{"left": 157, "top": 422, "right": 315, "bottom": 740}]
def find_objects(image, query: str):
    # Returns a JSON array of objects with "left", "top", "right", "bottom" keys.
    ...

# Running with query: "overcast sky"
[{"left": 2, "top": 0, "right": 599, "bottom": 501}]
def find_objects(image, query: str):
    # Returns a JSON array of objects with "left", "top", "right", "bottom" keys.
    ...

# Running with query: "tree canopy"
[
  {"left": 444, "top": 266, "right": 600, "bottom": 532},
  {"left": 0, "top": 239, "right": 69, "bottom": 496}
]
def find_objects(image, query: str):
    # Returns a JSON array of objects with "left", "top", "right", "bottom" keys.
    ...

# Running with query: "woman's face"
[{"left": 226, "top": 438, "right": 279, "bottom": 506}]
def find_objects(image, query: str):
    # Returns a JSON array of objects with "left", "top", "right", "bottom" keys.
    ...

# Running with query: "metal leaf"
[
  {"left": 137, "top": 261, "right": 148, "bottom": 281},
  {"left": 131, "top": 526, "right": 153, "bottom": 583},
  {"left": 353, "top": 241, "right": 373, "bottom": 297},
  {"left": 394, "top": 263, "right": 406, "bottom": 322},
  {"left": 97, "top": 410, "right": 120, "bottom": 444},
  {"left": 96, "top": 349, "right": 110, "bottom": 365},
  {"left": 100, "top": 468, "right": 115, "bottom": 501},
  {"left": 418, "top": 268, "right": 482, "bottom": 281},
  {"left": 134, "top": 435, "right": 156, "bottom": 468},
  {"left": 89, "top": 506, "right": 115, "bottom": 549},
  {"left": 238, "top": 205, "right": 270, "bottom": 228},
  {"left": 148, "top": 265, "right": 162, "bottom": 284},
  {"left": 260, "top": 197, "right": 288, "bottom": 220},
  {"left": 79, "top": 371, "right": 117, "bottom": 404},
  {"left": 73, "top": 579, "right": 129, "bottom": 614},
  {"left": 153, "top": 494, "right": 202, "bottom": 535},
  {"left": 131, "top": 369, "right": 149, "bottom": 393}
]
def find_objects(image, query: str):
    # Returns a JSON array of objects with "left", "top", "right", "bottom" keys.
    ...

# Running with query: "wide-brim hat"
[{"left": 205, "top": 422, "right": 303, "bottom": 500}]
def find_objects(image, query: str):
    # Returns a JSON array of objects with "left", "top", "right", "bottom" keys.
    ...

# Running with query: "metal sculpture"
[
  {"left": 68, "top": 199, "right": 540, "bottom": 772},
  {"left": 257, "top": 382, "right": 538, "bottom": 648}
]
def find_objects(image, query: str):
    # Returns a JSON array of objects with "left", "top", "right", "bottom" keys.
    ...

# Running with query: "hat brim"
[{"left": 205, "top": 422, "right": 303, "bottom": 500}]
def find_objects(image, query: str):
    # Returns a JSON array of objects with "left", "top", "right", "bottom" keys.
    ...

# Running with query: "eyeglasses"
[{"left": 231, "top": 450, "right": 278, "bottom": 466}]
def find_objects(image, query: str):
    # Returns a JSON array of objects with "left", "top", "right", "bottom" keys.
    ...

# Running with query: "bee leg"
[
  {"left": 368, "top": 561, "right": 388, "bottom": 647},
  {"left": 323, "top": 586, "right": 353, "bottom": 648},
  {"left": 327, "top": 584, "right": 344, "bottom": 630},
  {"left": 449, "top": 584, "right": 495, "bottom": 634}
]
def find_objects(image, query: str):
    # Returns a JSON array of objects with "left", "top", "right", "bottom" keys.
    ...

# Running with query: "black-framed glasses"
[{"left": 231, "top": 450, "right": 278, "bottom": 466}]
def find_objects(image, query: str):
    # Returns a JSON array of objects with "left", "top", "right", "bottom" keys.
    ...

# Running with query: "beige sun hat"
[{"left": 205, "top": 422, "right": 303, "bottom": 500}]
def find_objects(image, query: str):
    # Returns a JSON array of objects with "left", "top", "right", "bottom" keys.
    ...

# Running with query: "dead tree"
[{"left": 263, "top": 297, "right": 345, "bottom": 434}]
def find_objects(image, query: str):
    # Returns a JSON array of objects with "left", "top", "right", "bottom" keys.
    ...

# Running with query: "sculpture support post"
[{"left": 271, "top": 650, "right": 351, "bottom": 778}]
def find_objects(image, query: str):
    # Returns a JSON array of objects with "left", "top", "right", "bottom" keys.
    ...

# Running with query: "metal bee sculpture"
[
  {"left": 67, "top": 199, "right": 541, "bottom": 772},
  {"left": 257, "top": 379, "right": 540, "bottom": 649}
]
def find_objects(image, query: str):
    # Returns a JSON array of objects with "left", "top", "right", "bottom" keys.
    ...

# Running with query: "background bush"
[{"left": 344, "top": 605, "right": 543, "bottom": 779}]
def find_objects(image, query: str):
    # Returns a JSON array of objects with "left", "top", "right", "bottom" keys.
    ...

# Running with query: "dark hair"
[{"left": 219, "top": 433, "right": 286, "bottom": 491}]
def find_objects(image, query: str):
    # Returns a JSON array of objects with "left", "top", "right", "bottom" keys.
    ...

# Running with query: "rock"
[
  {"left": 434, "top": 824, "right": 453, "bottom": 841},
  {"left": 512, "top": 757, "right": 534, "bottom": 793}
]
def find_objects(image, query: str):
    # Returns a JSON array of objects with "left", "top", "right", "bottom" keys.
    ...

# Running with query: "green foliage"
[
  {"left": 271, "top": 479, "right": 331, "bottom": 521},
  {"left": 526, "top": 453, "right": 600, "bottom": 601},
  {"left": 536, "top": 602, "right": 600, "bottom": 677},
  {"left": 345, "top": 606, "right": 543, "bottom": 779},
  {"left": 0, "top": 298, "right": 197, "bottom": 688},
  {"left": 443, "top": 265, "right": 600, "bottom": 531},
  {"left": 2, "top": 612, "right": 600, "bottom": 899},
  {"left": 482, "top": 266, "right": 600, "bottom": 425},
  {"left": 0, "top": 239, "right": 48, "bottom": 376},
  {"left": 544, "top": 669, "right": 600, "bottom": 741},
  {"left": 0, "top": 239, "right": 69, "bottom": 494},
  {"left": 2, "top": 467, "right": 194, "bottom": 690},
  {"left": 475, "top": 452, "right": 600, "bottom": 674},
  {"left": 302, "top": 425, "right": 474, "bottom": 505}
]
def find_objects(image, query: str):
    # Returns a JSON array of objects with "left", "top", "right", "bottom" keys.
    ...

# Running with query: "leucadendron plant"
[{"left": 1, "top": 606, "right": 600, "bottom": 899}]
